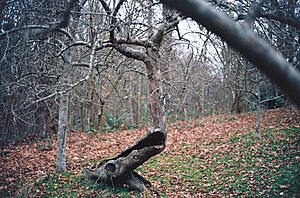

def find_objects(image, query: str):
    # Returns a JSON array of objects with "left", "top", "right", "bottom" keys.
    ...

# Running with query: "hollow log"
[{"left": 82, "top": 127, "right": 166, "bottom": 192}]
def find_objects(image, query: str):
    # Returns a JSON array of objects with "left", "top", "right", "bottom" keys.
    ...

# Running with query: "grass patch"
[
  {"left": 139, "top": 127, "right": 300, "bottom": 197},
  {"left": 20, "top": 171, "right": 133, "bottom": 198}
]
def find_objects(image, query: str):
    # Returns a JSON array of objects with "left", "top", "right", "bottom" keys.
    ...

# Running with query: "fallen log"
[{"left": 82, "top": 127, "right": 166, "bottom": 192}]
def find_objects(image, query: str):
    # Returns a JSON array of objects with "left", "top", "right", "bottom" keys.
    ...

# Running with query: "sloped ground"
[{"left": 0, "top": 108, "right": 299, "bottom": 197}]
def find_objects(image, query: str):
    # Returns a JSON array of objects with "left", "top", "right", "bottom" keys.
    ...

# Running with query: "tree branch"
[
  {"left": 98, "top": 0, "right": 111, "bottom": 14},
  {"left": 161, "top": 0, "right": 300, "bottom": 107},
  {"left": 116, "top": 38, "right": 151, "bottom": 47},
  {"left": 258, "top": 12, "right": 300, "bottom": 30},
  {"left": 113, "top": 45, "right": 147, "bottom": 61},
  {"left": 57, "top": 41, "right": 91, "bottom": 57},
  {"left": 0, "top": 25, "right": 73, "bottom": 41},
  {"left": 237, "top": 11, "right": 300, "bottom": 30}
]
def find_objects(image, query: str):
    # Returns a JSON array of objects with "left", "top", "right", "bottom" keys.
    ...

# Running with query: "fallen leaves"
[{"left": 0, "top": 108, "right": 299, "bottom": 197}]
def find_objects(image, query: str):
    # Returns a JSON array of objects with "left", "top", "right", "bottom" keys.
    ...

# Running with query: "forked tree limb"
[{"left": 161, "top": 0, "right": 300, "bottom": 107}]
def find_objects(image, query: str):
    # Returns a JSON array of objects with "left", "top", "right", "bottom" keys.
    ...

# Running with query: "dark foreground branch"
[{"left": 161, "top": 0, "right": 300, "bottom": 107}]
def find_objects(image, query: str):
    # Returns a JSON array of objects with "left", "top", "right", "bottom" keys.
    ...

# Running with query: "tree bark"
[
  {"left": 144, "top": 50, "right": 166, "bottom": 134},
  {"left": 86, "top": 74, "right": 95, "bottom": 131},
  {"left": 56, "top": 48, "right": 71, "bottom": 172},
  {"left": 127, "top": 75, "right": 135, "bottom": 127},
  {"left": 2, "top": 94, "right": 15, "bottom": 145},
  {"left": 255, "top": 73, "right": 261, "bottom": 135},
  {"left": 136, "top": 75, "right": 143, "bottom": 126}
]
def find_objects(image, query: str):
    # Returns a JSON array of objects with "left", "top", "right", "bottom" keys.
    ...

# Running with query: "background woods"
[{"left": 1, "top": 0, "right": 298, "bottom": 144}]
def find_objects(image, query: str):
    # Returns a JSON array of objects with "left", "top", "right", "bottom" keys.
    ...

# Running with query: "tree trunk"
[
  {"left": 82, "top": 2, "right": 172, "bottom": 190},
  {"left": 83, "top": 49, "right": 166, "bottom": 192},
  {"left": 254, "top": 74, "right": 262, "bottom": 140},
  {"left": 144, "top": 50, "right": 166, "bottom": 133},
  {"left": 83, "top": 127, "right": 165, "bottom": 191},
  {"left": 80, "top": 101, "right": 85, "bottom": 131},
  {"left": 95, "top": 98, "right": 105, "bottom": 130},
  {"left": 56, "top": 49, "right": 71, "bottom": 172},
  {"left": 56, "top": 80, "right": 69, "bottom": 171},
  {"left": 86, "top": 74, "right": 95, "bottom": 131},
  {"left": 127, "top": 75, "right": 135, "bottom": 128},
  {"left": 136, "top": 75, "right": 142, "bottom": 126},
  {"left": 2, "top": 94, "right": 15, "bottom": 145}
]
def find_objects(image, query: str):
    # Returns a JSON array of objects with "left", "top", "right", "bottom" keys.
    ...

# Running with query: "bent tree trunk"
[{"left": 83, "top": 50, "right": 166, "bottom": 192}]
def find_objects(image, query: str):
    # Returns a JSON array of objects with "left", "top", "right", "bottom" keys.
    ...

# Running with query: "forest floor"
[{"left": 0, "top": 108, "right": 300, "bottom": 197}]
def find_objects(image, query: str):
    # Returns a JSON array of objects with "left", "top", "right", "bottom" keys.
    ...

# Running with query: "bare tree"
[{"left": 82, "top": 0, "right": 176, "bottom": 191}]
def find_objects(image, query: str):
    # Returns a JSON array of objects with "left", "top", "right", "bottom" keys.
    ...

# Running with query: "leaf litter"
[{"left": 0, "top": 108, "right": 299, "bottom": 197}]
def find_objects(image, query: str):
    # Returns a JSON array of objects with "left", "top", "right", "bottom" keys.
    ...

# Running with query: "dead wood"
[{"left": 83, "top": 127, "right": 166, "bottom": 192}]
